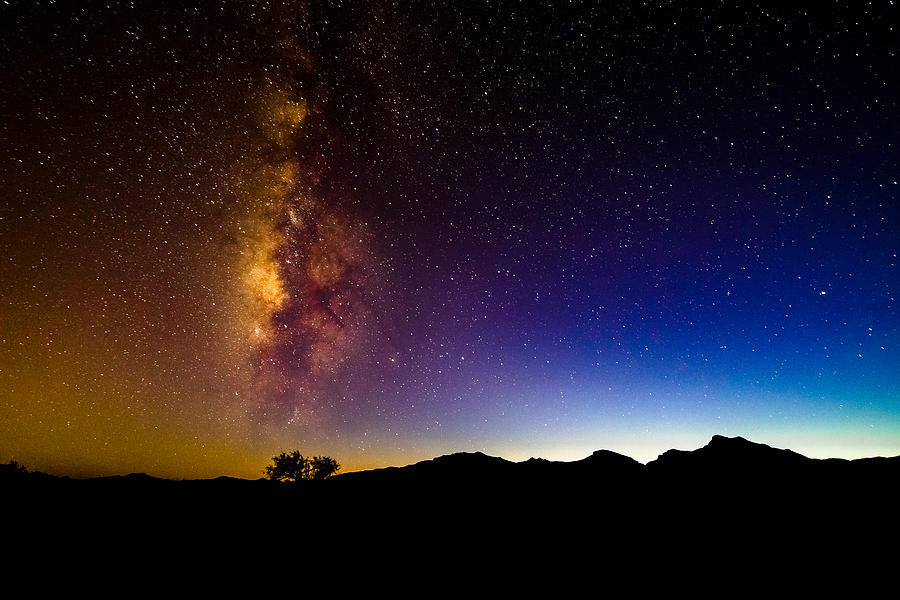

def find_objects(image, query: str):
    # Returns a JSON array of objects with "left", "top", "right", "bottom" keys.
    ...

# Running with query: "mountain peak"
[{"left": 708, "top": 434, "right": 752, "bottom": 446}]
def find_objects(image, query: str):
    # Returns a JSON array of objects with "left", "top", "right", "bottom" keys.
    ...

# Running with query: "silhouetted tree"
[
  {"left": 265, "top": 451, "right": 339, "bottom": 482},
  {"left": 310, "top": 455, "right": 340, "bottom": 480},
  {"left": 0, "top": 461, "right": 28, "bottom": 476}
]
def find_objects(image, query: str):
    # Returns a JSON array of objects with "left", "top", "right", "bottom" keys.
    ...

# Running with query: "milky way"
[
  {"left": 1, "top": 1, "right": 897, "bottom": 478},
  {"left": 231, "top": 20, "right": 387, "bottom": 428}
]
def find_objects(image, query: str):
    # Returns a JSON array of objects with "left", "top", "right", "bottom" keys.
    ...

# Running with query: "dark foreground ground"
[{"left": 4, "top": 435, "right": 898, "bottom": 583}]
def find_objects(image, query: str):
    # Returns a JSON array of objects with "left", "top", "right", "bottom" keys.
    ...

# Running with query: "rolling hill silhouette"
[
  {"left": 5, "top": 435, "right": 897, "bottom": 497},
  {"left": 5, "top": 434, "right": 898, "bottom": 573},
  {"left": 5, "top": 435, "right": 898, "bottom": 536}
]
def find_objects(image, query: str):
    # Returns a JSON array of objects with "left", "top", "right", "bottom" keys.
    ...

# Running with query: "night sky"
[{"left": 2, "top": 0, "right": 897, "bottom": 479}]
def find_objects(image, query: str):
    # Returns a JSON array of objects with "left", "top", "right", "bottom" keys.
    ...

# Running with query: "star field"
[{"left": 1, "top": 0, "right": 897, "bottom": 478}]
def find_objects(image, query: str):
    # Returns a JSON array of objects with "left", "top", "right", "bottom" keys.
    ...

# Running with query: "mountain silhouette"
[
  {"left": 5, "top": 435, "right": 897, "bottom": 496},
  {"left": 651, "top": 434, "right": 810, "bottom": 468},
  {"left": 5, "top": 434, "right": 898, "bottom": 573},
  {"left": 5, "top": 435, "right": 898, "bottom": 536}
]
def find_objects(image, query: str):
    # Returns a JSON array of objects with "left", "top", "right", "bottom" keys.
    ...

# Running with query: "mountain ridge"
[
  {"left": 4, "top": 434, "right": 898, "bottom": 484},
  {"left": 5, "top": 435, "right": 898, "bottom": 542}
]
